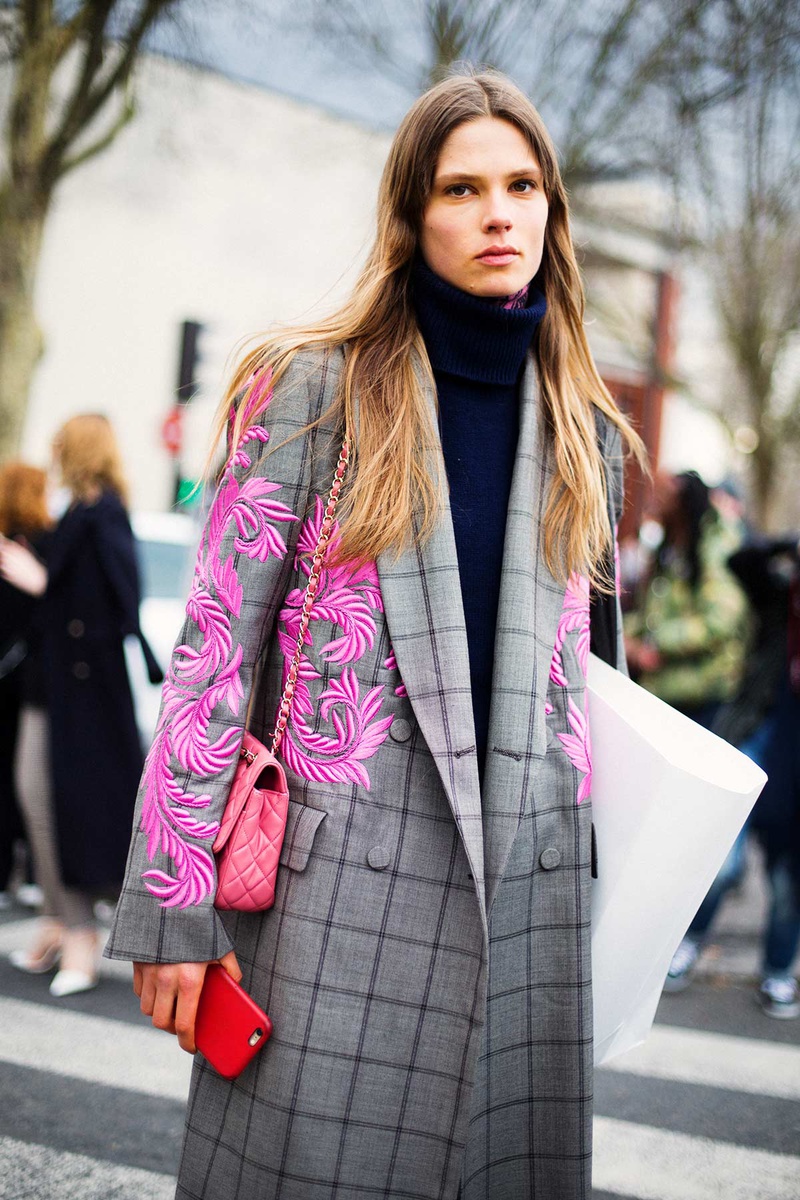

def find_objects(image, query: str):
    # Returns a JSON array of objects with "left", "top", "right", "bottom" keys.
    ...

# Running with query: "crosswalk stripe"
[
  {"left": 0, "top": 1134, "right": 174, "bottom": 1200},
  {"left": 600, "top": 1023, "right": 800, "bottom": 1100},
  {"left": 0, "top": 996, "right": 192, "bottom": 1101},
  {"left": 594, "top": 1116, "right": 800, "bottom": 1200}
]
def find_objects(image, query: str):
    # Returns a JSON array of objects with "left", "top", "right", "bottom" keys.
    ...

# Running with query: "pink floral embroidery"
[
  {"left": 384, "top": 647, "right": 408, "bottom": 697},
  {"left": 544, "top": 701, "right": 553, "bottom": 716},
  {"left": 547, "top": 574, "right": 592, "bottom": 804},
  {"left": 557, "top": 698, "right": 592, "bottom": 805},
  {"left": 550, "top": 573, "right": 590, "bottom": 686},
  {"left": 139, "top": 373, "right": 300, "bottom": 908},
  {"left": 280, "top": 667, "right": 394, "bottom": 788},
  {"left": 275, "top": 499, "right": 394, "bottom": 789}
]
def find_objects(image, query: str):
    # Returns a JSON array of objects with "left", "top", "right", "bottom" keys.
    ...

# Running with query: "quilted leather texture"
[{"left": 213, "top": 732, "right": 290, "bottom": 911}]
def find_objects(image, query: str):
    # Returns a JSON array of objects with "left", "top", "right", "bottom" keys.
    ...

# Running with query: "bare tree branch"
[{"left": 58, "top": 81, "right": 136, "bottom": 176}]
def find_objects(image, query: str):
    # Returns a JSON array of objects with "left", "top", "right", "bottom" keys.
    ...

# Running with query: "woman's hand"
[
  {"left": 133, "top": 950, "right": 242, "bottom": 1054},
  {"left": 0, "top": 537, "right": 48, "bottom": 596}
]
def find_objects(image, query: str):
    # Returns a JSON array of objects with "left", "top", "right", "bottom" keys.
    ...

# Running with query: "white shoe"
[
  {"left": 9, "top": 920, "right": 64, "bottom": 974},
  {"left": 50, "top": 969, "right": 98, "bottom": 997},
  {"left": 15, "top": 884, "right": 44, "bottom": 908},
  {"left": 663, "top": 937, "right": 700, "bottom": 993},
  {"left": 759, "top": 976, "right": 800, "bottom": 1019}
]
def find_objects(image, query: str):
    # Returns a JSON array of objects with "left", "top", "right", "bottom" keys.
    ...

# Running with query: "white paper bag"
[{"left": 587, "top": 653, "right": 767, "bottom": 1066}]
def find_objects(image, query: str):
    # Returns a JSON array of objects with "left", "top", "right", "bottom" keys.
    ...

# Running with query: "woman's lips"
[{"left": 476, "top": 248, "right": 519, "bottom": 266}]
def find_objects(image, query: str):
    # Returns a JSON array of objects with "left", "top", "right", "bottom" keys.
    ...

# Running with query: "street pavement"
[{"left": 0, "top": 840, "right": 798, "bottom": 1200}]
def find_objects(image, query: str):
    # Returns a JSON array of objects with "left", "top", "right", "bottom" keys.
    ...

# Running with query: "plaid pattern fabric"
[{"left": 106, "top": 348, "right": 625, "bottom": 1200}]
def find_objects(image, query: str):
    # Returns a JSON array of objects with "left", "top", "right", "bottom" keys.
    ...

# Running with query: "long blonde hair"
[
  {"left": 55, "top": 414, "right": 130, "bottom": 507},
  {"left": 212, "top": 70, "right": 643, "bottom": 583}
]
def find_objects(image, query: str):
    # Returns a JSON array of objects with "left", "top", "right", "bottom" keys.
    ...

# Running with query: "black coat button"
[
  {"left": 72, "top": 661, "right": 90, "bottom": 680},
  {"left": 67, "top": 619, "right": 85, "bottom": 638}
]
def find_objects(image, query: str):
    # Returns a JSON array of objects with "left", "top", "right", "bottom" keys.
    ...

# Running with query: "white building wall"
[{"left": 19, "top": 55, "right": 391, "bottom": 511}]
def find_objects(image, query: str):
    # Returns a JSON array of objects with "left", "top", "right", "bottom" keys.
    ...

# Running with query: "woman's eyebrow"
[{"left": 436, "top": 165, "right": 543, "bottom": 185}]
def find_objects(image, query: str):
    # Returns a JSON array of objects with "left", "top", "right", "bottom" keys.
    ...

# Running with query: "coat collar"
[{"left": 481, "top": 355, "right": 566, "bottom": 910}]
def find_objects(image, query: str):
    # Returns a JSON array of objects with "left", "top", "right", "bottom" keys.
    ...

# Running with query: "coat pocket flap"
[{"left": 279, "top": 800, "right": 327, "bottom": 872}]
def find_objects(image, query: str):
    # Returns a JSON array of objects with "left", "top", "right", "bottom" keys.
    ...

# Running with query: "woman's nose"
[{"left": 481, "top": 195, "right": 512, "bottom": 233}]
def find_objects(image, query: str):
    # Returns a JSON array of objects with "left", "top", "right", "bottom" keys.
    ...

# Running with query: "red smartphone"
[{"left": 194, "top": 963, "right": 273, "bottom": 1080}]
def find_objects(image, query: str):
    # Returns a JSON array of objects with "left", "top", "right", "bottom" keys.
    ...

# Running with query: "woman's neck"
[{"left": 410, "top": 257, "right": 547, "bottom": 386}]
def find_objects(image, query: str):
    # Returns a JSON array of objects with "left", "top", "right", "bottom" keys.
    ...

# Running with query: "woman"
[
  {"left": 624, "top": 470, "right": 749, "bottom": 728},
  {"left": 0, "top": 414, "right": 150, "bottom": 996},
  {"left": 0, "top": 463, "right": 52, "bottom": 908},
  {"left": 107, "top": 71, "right": 641, "bottom": 1199}
]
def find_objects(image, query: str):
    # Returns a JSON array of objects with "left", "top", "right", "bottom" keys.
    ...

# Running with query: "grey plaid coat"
[{"left": 107, "top": 345, "right": 626, "bottom": 1200}]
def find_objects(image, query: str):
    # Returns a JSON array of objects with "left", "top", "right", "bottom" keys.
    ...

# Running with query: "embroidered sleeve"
[{"left": 106, "top": 359, "right": 321, "bottom": 963}]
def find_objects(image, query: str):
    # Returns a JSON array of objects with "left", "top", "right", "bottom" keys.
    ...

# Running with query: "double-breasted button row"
[{"left": 539, "top": 847, "right": 561, "bottom": 870}]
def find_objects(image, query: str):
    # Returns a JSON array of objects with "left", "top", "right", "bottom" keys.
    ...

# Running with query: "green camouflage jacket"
[{"left": 624, "top": 512, "right": 750, "bottom": 710}]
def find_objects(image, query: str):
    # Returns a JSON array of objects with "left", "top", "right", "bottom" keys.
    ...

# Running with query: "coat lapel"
[
  {"left": 481, "top": 354, "right": 566, "bottom": 912},
  {"left": 376, "top": 364, "right": 486, "bottom": 926}
]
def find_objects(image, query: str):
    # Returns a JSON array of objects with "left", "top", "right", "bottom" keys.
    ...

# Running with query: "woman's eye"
[
  {"left": 445, "top": 184, "right": 472, "bottom": 197},
  {"left": 511, "top": 179, "right": 537, "bottom": 193}
]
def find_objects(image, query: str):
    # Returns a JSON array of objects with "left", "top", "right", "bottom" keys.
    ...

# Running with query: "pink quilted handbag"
[{"left": 212, "top": 438, "right": 349, "bottom": 912}]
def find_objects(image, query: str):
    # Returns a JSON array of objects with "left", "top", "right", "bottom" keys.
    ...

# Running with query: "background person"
[
  {"left": 0, "top": 414, "right": 154, "bottom": 996},
  {"left": 0, "top": 463, "right": 52, "bottom": 909},
  {"left": 665, "top": 536, "right": 800, "bottom": 1015},
  {"left": 105, "top": 70, "right": 642, "bottom": 1200},
  {"left": 624, "top": 469, "right": 749, "bottom": 729}
]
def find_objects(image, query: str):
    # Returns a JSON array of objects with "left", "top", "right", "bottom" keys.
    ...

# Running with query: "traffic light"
[{"left": 177, "top": 320, "right": 203, "bottom": 405}]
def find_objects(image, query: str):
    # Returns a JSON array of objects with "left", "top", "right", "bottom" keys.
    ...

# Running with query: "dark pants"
[
  {"left": 689, "top": 698, "right": 800, "bottom": 977},
  {"left": 0, "top": 675, "right": 29, "bottom": 891}
]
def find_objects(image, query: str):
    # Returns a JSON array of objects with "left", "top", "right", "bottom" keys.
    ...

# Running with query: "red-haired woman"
[
  {"left": 0, "top": 463, "right": 52, "bottom": 908},
  {"left": 0, "top": 415, "right": 155, "bottom": 996}
]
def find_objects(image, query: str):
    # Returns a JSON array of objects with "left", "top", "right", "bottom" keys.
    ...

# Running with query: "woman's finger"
[
  {"left": 132, "top": 962, "right": 143, "bottom": 998},
  {"left": 151, "top": 977, "right": 179, "bottom": 1035},
  {"left": 174, "top": 964, "right": 209, "bottom": 1054},
  {"left": 218, "top": 950, "right": 242, "bottom": 983},
  {"left": 138, "top": 966, "right": 158, "bottom": 1017}
]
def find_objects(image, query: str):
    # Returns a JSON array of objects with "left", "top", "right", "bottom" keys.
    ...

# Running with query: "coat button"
[
  {"left": 67, "top": 619, "right": 85, "bottom": 638},
  {"left": 367, "top": 846, "right": 391, "bottom": 871},
  {"left": 539, "top": 847, "right": 561, "bottom": 870},
  {"left": 389, "top": 719, "right": 412, "bottom": 743},
  {"left": 72, "top": 661, "right": 90, "bottom": 680}
]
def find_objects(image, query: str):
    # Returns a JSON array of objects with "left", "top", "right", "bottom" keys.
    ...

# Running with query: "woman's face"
[{"left": 419, "top": 116, "right": 549, "bottom": 298}]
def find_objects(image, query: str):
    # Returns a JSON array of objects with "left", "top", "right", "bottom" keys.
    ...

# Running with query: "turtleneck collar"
[{"left": 411, "top": 257, "right": 547, "bottom": 386}]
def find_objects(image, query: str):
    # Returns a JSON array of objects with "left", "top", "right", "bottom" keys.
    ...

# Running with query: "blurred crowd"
[{"left": 620, "top": 470, "right": 800, "bottom": 1018}]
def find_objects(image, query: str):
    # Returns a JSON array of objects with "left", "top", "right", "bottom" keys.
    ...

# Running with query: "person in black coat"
[
  {"left": 0, "top": 463, "right": 52, "bottom": 907},
  {"left": 0, "top": 414, "right": 158, "bottom": 996}
]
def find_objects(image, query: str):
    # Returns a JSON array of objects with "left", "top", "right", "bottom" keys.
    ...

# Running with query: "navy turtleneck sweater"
[{"left": 411, "top": 259, "right": 547, "bottom": 781}]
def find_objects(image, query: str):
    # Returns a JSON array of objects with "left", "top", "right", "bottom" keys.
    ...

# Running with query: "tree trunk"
[
  {"left": 747, "top": 399, "right": 779, "bottom": 531},
  {"left": 0, "top": 188, "right": 49, "bottom": 460}
]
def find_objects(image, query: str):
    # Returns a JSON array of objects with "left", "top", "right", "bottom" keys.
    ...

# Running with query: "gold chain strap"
[{"left": 270, "top": 438, "right": 350, "bottom": 754}]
